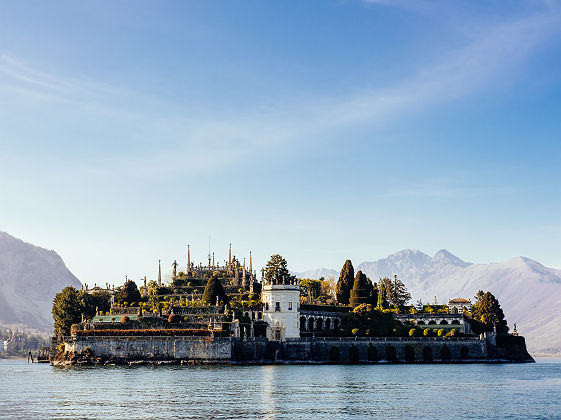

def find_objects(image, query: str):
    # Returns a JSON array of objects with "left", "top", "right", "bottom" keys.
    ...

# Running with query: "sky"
[{"left": 1, "top": 0, "right": 560, "bottom": 286}]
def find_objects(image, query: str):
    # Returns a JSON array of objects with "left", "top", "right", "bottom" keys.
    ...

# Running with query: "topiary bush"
[{"left": 202, "top": 276, "right": 228, "bottom": 305}]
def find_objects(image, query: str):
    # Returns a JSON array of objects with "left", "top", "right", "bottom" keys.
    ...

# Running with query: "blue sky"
[{"left": 1, "top": 0, "right": 560, "bottom": 286}]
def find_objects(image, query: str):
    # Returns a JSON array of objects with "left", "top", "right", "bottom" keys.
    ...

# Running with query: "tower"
[
  {"left": 249, "top": 252, "right": 252, "bottom": 275},
  {"left": 228, "top": 243, "right": 232, "bottom": 265},
  {"left": 261, "top": 272, "right": 300, "bottom": 340},
  {"left": 212, "top": 252, "right": 215, "bottom": 268}
]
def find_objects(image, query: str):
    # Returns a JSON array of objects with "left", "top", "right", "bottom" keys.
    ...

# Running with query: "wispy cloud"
[
  {"left": 1, "top": 9, "right": 560, "bottom": 179},
  {"left": 0, "top": 54, "right": 74, "bottom": 92}
]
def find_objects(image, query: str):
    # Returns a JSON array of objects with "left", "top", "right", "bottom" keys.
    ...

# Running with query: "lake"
[{"left": 1, "top": 359, "right": 560, "bottom": 419}]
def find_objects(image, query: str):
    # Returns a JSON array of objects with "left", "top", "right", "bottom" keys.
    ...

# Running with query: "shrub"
[
  {"left": 437, "top": 328, "right": 445, "bottom": 337},
  {"left": 202, "top": 276, "right": 228, "bottom": 305},
  {"left": 75, "top": 329, "right": 220, "bottom": 337},
  {"left": 121, "top": 316, "right": 129, "bottom": 323},
  {"left": 449, "top": 328, "right": 457, "bottom": 336},
  {"left": 351, "top": 328, "right": 360, "bottom": 336},
  {"left": 423, "top": 328, "right": 431, "bottom": 337},
  {"left": 409, "top": 328, "right": 417, "bottom": 337}
]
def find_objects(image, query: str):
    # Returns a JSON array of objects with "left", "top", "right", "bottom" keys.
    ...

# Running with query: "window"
[
  {"left": 265, "top": 303, "right": 269, "bottom": 311},
  {"left": 275, "top": 302, "right": 281, "bottom": 311},
  {"left": 288, "top": 302, "right": 293, "bottom": 310}
]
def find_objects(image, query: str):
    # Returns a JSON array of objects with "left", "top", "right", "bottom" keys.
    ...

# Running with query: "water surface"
[{"left": 1, "top": 359, "right": 560, "bottom": 419}]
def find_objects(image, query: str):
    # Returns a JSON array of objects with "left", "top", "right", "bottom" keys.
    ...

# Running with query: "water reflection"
[{"left": 1, "top": 360, "right": 561, "bottom": 419}]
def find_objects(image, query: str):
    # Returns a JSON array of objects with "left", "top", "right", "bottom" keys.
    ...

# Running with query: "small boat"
[{"left": 36, "top": 347, "right": 51, "bottom": 363}]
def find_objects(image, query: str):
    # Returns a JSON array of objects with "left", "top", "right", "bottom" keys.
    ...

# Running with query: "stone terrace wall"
[
  {"left": 62, "top": 335, "right": 500, "bottom": 364},
  {"left": 66, "top": 336, "right": 232, "bottom": 362},
  {"left": 278, "top": 337, "right": 488, "bottom": 363}
]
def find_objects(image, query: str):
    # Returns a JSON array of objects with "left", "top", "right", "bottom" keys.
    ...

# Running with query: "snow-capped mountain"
[
  {"left": 292, "top": 267, "right": 339, "bottom": 279},
  {"left": 296, "top": 249, "right": 561, "bottom": 355},
  {"left": 0, "top": 231, "right": 82, "bottom": 333}
]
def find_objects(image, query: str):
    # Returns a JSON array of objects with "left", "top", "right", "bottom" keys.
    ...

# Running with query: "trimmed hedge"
[
  {"left": 300, "top": 304, "right": 351, "bottom": 313},
  {"left": 75, "top": 329, "right": 220, "bottom": 337}
]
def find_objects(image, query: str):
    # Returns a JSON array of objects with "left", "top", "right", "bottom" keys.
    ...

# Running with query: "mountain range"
[
  {"left": 0, "top": 231, "right": 82, "bottom": 333},
  {"left": 1, "top": 230, "right": 558, "bottom": 354},
  {"left": 295, "top": 249, "right": 561, "bottom": 355}
]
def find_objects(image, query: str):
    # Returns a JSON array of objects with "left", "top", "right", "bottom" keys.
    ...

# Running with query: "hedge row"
[{"left": 75, "top": 329, "right": 221, "bottom": 337}]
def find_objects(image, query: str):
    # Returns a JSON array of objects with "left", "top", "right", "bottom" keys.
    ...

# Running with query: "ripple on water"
[{"left": 1, "top": 361, "right": 561, "bottom": 419}]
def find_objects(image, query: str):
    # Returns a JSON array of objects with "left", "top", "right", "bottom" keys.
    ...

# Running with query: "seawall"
[
  {"left": 55, "top": 334, "right": 533, "bottom": 365},
  {"left": 233, "top": 337, "right": 488, "bottom": 363},
  {"left": 64, "top": 336, "right": 231, "bottom": 363}
]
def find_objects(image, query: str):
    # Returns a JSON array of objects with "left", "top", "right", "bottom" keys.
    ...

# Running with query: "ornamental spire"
[
  {"left": 228, "top": 243, "right": 232, "bottom": 265},
  {"left": 249, "top": 251, "right": 252, "bottom": 274},
  {"left": 158, "top": 259, "right": 162, "bottom": 286},
  {"left": 187, "top": 245, "right": 191, "bottom": 273}
]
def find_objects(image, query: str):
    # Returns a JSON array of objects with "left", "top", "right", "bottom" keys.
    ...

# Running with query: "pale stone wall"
[
  {"left": 66, "top": 336, "right": 232, "bottom": 361},
  {"left": 61, "top": 334, "right": 531, "bottom": 363}
]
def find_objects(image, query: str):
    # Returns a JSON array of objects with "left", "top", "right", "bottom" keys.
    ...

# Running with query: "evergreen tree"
[
  {"left": 377, "top": 281, "right": 385, "bottom": 309},
  {"left": 370, "top": 281, "right": 379, "bottom": 306},
  {"left": 78, "top": 290, "right": 111, "bottom": 319},
  {"left": 52, "top": 286, "right": 82, "bottom": 337},
  {"left": 202, "top": 275, "right": 228, "bottom": 305},
  {"left": 349, "top": 271, "right": 373, "bottom": 307},
  {"left": 116, "top": 279, "right": 141, "bottom": 305},
  {"left": 298, "top": 278, "right": 322, "bottom": 299},
  {"left": 264, "top": 254, "right": 294, "bottom": 285},
  {"left": 390, "top": 274, "right": 411, "bottom": 307},
  {"left": 380, "top": 275, "right": 411, "bottom": 308},
  {"left": 335, "top": 259, "right": 354, "bottom": 304},
  {"left": 471, "top": 291, "right": 508, "bottom": 334}
]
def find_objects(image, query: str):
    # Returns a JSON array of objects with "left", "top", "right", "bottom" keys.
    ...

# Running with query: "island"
[{"left": 51, "top": 246, "right": 533, "bottom": 365}]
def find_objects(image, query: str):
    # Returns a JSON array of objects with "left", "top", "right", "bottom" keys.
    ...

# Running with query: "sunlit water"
[{"left": 1, "top": 359, "right": 560, "bottom": 419}]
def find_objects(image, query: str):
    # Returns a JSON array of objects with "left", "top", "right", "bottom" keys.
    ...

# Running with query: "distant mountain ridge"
[
  {"left": 0, "top": 231, "right": 82, "bottom": 333},
  {"left": 294, "top": 249, "right": 561, "bottom": 355}
]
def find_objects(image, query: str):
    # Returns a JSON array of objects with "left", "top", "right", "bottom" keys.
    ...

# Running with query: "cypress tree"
[
  {"left": 349, "top": 271, "right": 372, "bottom": 307},
  {"left": 377, "top": 282, "right": 385, "bottom": 309},
  {"left": 202, "top": 275, "right": 228, "bottom": 305},
  {"left": 335, "top": 260, "right": 354, "bottom": 305},
  {"left": 370, "top": 282, "right": 379, "bottom": 306}
]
